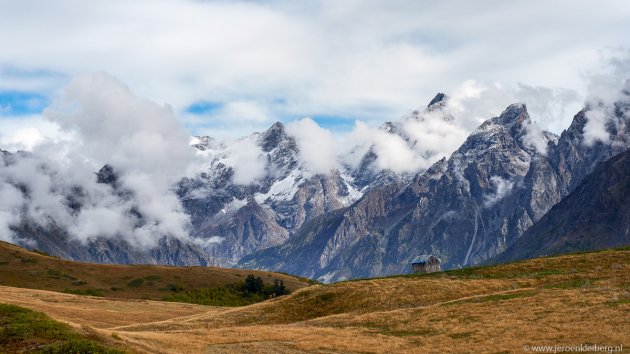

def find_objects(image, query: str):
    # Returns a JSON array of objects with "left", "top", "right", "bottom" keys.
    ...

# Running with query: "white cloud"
[
  {"left": 584, "top": 108, "right": 612, "bottom": 145},
  {"left": 287, "top": 118, "right": 339, "bottom": 175},
  {"left": 1, "top": 1, "right": 629, "bottom": 136},
  {"left": 0, "top": 116, "right": 69, "bottom": 151},
  {"left": 484, "top": 176, "right": 514, "bottom": 207},
  {"left": 581, "top": 50, "right": 630, "bottom": 146},
  {"left": 0, "top": 73, "right": 202, "bottom": 248},
  {"left": 522, "top": 119, "right": 551, "bottom": 155},
  {"left": 224, "top": 137, "right": 267, "bottom": 185},
  {"left": 194, "top": 236, "right": 225, "bottom": 248}
]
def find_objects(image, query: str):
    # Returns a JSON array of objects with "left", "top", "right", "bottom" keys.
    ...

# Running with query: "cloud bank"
[
  {"left": 583, "top": 50, "right": 630, "bottom": 146},
  {"left": 1, "top": 1, "right": 629, "bottom": 137},
  {"left": 0, "top": 73, "right": 199, "bottom": 248}
]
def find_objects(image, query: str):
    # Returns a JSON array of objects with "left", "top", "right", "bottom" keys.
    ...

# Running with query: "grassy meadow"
[{"left": 0, "top": 242, "right": 628, "bottom": 353}]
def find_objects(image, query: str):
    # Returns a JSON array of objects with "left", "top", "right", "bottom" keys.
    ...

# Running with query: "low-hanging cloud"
[
  {"left": 0, "top": 73, "right": 202, "bottom": 248},
  {"left": 582, "top": 50, "right": 630, "bottom": 146},
  {"left": 286, "top": 118, "right": 339, "bottom": 175},
  {"left": 340, "top": 80, "right": 551, "bottom": 175},
  {"left": 343, "top": 121, "right": 428, "bottom": 174},
  {"left": 484, "top": 176, "right": 515, "bottom": 207},
  {"left": 223, "top": 137, "right": 267, "bottom": 185}
]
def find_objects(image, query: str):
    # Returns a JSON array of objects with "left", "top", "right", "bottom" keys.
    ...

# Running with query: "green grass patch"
[
  {"left": 164, "top": 274, "right": 290, "bottom": 307},
  {"left": 163, "top": 285, "right": 263, "bottom": 306},
  {"left": 144, "top": 275, "right": 161, "bottom": 282},
  {"left": 63, "top": 288, "right": 105, "bottom": 297},
  {"left": 0, "top": 303, "right": 123, "bottom": 353}
]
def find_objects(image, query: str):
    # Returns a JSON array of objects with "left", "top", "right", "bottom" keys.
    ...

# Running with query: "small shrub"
[
  {"left": 160, "top": 284, "right": 184, "bottom": 292},
  {"left": 144, "top": 275, "right": 161, "bottom": 281}
]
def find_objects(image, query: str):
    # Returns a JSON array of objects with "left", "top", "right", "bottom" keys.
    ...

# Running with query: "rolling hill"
[
  {"left": 0, "top": 240, "right": 312, "bottom": 302},
  {"left": 1, "top": 246, "right": 628, "bottom": 353}
]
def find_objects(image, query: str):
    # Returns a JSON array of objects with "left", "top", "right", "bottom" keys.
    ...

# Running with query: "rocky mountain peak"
[
  {"left": 497, "top": 103, "right": 528, "bottom": 126},
  {"left": 380, "top": 121, "right": 399, "bottom": 134},
  {"left": 471, "top": 103, "right": 529, "bottom": 137},
  {"left": 259, "top": 121, "right": 290, "bottom": 152},
  {"left": 191, "top": 136, "right": 223, "bottom": 151},
  {"left": 427, "top": 92, "right": 447, "bottom": 107},
  {"left": 452, "top": 103, "right": 541, "bottom": 166},
  {"left": 96, "top": 164, "right": 118, "bottom": 186}
]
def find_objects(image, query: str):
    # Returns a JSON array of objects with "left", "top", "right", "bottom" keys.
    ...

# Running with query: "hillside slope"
[
  {"left": 0, "top": 241, "right": 311, "bottom": 301},
  {"left": 1, "top": 248, "right": 628, "bottom": 353},
  {"left": 496, "top": 148, "right": 630, "bottom": 262}
]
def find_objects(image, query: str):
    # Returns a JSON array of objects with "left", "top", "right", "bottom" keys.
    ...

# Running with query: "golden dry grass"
[{"left": 1, "top": 247, "right": 629, "bottom": 353}]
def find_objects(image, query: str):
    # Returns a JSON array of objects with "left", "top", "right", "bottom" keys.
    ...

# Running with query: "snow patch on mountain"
[{"left": 255, "top": 169, "right": 303, "bottom": 204}]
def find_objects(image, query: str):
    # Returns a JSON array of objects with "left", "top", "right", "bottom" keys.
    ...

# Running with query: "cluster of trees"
[
  {"left": 243, "top": 274, "right": 289, "bottom": 297},
  {"left": 163, "top": 274, "right": 289, "bottom": 307}
]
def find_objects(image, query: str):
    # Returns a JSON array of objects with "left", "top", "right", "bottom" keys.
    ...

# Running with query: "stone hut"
[{"left": 411, "top": 255, "right": 441, "bottom": 273}]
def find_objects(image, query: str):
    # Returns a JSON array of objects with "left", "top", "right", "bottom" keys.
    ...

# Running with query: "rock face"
[
  {"left": 496, "top": 147, "right": 630, "bottom": 263},
  {"left": 239, "top": 92, "right": 630, "bottom": 282},
  {"left": 179, "top": 122, "right": 373, "bottom": 265}
]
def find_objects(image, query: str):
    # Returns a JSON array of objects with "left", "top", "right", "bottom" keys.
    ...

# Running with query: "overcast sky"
[{"left": 1, "top": 0, "right": 630, "bottom": 147}]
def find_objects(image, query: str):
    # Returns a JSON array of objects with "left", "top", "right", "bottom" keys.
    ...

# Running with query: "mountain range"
[{"left": 2, "top": 85, "right": 629, "bottom": 282}]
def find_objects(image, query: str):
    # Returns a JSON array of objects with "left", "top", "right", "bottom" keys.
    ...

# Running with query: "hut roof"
[{"left": 411, "top": 255, "right": 440, "bottom": 264}]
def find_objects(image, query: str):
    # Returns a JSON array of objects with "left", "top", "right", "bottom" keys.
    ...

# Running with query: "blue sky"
[
  {"left": 1, "top": 0, "right": 630, "bottom": 147},
  {"left": 0, "top": 91, "right": 49, "bottom": 116}
]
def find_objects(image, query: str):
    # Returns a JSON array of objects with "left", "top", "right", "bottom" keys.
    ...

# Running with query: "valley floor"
[{"left": 1, "top": 249, "right": 629, "bottom": 353}]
